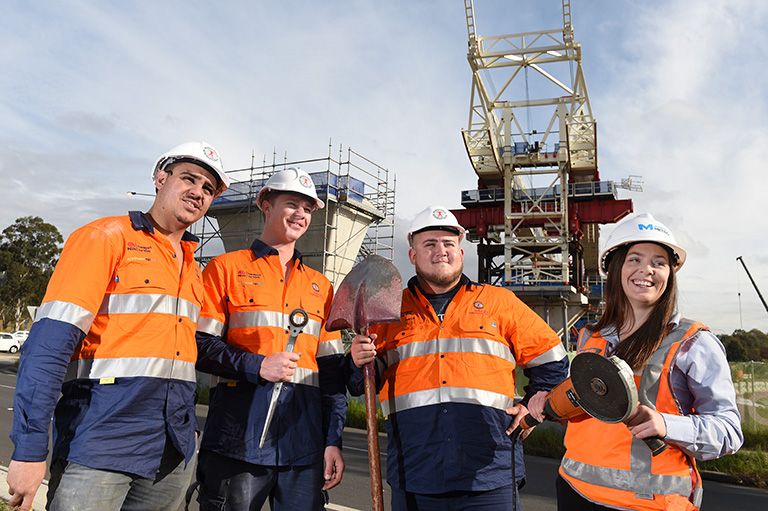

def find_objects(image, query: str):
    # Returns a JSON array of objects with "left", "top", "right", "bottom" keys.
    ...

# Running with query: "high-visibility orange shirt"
[
  {"left": 196, "top": 239, "right": 346, "bottom": 466},
  {"left": 12, "top": 211, "right": 202, "bottom": 478}
]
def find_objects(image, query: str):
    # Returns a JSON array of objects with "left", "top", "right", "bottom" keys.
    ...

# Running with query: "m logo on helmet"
[
  {"left": 432, "top": 209, "right": 448, "bottom": 220},
  {"left": 203, "top": 146, "right": 219, "bottom": 162},
  {"left": 637, "top": 223, "right": 670, "bottom": 235},
  {"left": 298, "top": 175, "right": 313, "bottom": 188}
]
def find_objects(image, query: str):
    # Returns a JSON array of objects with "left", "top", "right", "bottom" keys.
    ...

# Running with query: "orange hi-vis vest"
[
  {"left": 196, "top": 247, "right": 343, "bottom": 387},
  {"left": 560, "top": 319, "right": 708, "bottom": 511},
  {"left": 372, "top": 280, "right": 566, "bottom": 417},
  {"left": 39, "top": 214, "right": 202, "bottom": 384}
]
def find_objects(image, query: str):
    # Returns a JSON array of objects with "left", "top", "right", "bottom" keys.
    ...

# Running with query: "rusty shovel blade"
[
  {"left": 325, "top": 254, "right": 402, "bottom": 511},
  {"left": 326, "top": 254, "right": 403, "bottom": 333}
]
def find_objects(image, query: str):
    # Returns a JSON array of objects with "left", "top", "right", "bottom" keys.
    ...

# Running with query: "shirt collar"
[
  {"left": 128, "top": 211, "right": 199, "bottom": 243},
  {"left": 407, "top": 273, "right": 473, "bottom": 296},
  {"left": 250, "top": 238, "right": 303, "bottom": 264}
]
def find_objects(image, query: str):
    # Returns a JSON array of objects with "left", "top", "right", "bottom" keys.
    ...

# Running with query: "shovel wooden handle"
[{"left": 363, "top": 360, "right": 384, "bottom": 511}]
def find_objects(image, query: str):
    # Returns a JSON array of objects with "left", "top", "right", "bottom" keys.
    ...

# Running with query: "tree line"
[
  {"left": 719, "top": 329, "right": 768, "bottom": 362},
  {"left": 0, "top": 216, "right": 62, "bottom": 330}
]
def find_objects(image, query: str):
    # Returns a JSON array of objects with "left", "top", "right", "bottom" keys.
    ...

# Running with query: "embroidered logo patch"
[
  {"left": 126, "top": 242, "right": 152, "bottom": 253},
  {"left": 473, "top": 301, "right": 484, "bottom": 310},
  {"left": 312, "top": 282, "right": 321, "bottom": 293}
]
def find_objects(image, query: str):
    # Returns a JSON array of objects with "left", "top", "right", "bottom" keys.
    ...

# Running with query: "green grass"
[
  {"left": 346, "top": 398, "right": 385, "bottom": 432},
  {"left": 699, "top": 449, "right": 768, "bottom": 487}
]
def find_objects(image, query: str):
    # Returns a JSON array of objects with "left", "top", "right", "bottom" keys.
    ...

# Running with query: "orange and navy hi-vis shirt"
[
  {"left": 11, "top": 211, "right": 202, "bottom": 478},
  {"left": 195, "top": 239, "right": 346, "bottom": 466},
  {"left": 346, "top": 275, "right": 569, "bottom": 493}
]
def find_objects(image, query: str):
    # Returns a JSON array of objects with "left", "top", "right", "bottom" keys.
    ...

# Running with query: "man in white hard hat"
[
  {"left": 7, "top": 142, "right": 229, "bottom": 511},
  {"left": 194, "top": 167, "right": 346, "bottom": 510},
  {"left": 348, "top": 205, "right": 569, "bottom": 510}
]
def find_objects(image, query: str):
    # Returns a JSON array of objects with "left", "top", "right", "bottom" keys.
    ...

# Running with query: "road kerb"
[{"left": 0, "top": 464, "right": 48, "bottom": 510}]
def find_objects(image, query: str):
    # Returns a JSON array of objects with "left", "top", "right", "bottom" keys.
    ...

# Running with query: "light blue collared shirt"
[{"left": 600, "top": 314, "right": 743, "bottom": 461}]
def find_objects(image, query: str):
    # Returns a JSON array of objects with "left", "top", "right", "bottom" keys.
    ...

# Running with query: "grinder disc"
[{"left": 570, "top": 352, "right": 638, "bottom": 423}]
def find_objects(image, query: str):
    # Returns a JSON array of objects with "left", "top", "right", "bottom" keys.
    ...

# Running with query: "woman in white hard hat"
[{"left": 554, "top": 213, "right": 743, "bottom": 511}]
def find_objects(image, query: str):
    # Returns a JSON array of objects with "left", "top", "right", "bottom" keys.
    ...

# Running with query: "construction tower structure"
[
  {"left": 454, "top": 0, "right": 635, "bottom": 342},
  {"left": 192, "top": 145, "right": 396, "bottom": 288}
]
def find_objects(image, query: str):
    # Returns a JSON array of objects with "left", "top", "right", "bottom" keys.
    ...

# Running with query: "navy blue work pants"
[
  {"left": 195, "top": 450, "right": 324, "bottom": 511},
  {"left": 391, "top": 483, "right": 519, "bottom": 511}
]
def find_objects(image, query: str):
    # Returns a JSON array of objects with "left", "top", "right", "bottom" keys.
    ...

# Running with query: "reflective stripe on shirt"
[
  {"left": 384, "top": 337, "right": 516, "bottom": 367},
  {"left": 217, "top": 367, "right": 320, "bottom": 387},
  {"left": 381, "top": 386, "right": 514, "bottom": 416},
  {"left": 525, "top": 343, "right": 568, "bottom": 368},
  {"left": 198, "top": 317, "right": 225, "bottom": 336},
  {"left": 316, "top": 339, "right": 344, "bottom": 358},
  {"left": 99, "top": 293, "right": 200, "bottom": 323},
  {"left": 64, "top": 357, "right": 197, "bottom": 383},
  {"left": 35, "top": 300, "right": 95, "bottom": 334},
  {"left": 229, "top": 310, "right": 322, "bottom": 337}
]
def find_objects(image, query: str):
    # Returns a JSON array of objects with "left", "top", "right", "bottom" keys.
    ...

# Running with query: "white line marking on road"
[
  {"left": 0, "top": 384, "right": 16, "bottom": 390},
  {"left": 345, "top": 445, "right": 387, "bottom": 457},
  {"left": 325, "top": 504, "right": 362, "bottom": 511}
]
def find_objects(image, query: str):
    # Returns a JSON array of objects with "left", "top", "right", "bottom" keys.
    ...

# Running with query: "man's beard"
[{"left": 415, "top": 263, "right": 463, "bottom": 289}]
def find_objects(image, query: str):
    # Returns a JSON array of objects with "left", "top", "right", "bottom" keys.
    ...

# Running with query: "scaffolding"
[{"left": 191, "top": 144, "right": 396, "bottom": 288}]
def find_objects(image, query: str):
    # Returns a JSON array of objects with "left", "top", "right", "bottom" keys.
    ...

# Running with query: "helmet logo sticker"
[
  {"left": 203, "top": 146, "right": 219, "bottom": 162},
  {"left": 299, "top": 175, "right": 313, "bottom": 188},
  {"left": 432, "top": 208, "right": 448, "bottom": 220},
  {"left": 637, "top": 223, "right": 670, "bottom": 236},
  {"left": 473, "top": 301, "right": 484, "bottom": 309}
]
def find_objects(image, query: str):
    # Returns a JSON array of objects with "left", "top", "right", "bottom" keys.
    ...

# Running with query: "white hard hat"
[
  {"left": 153, "top": 141, "right": 229, "bottom": 194},
  {"left": 408, "top": 205, "right": 465, "bottom": 242},
  {"left": 599, "top": 212, "right": 686, "bottom": 274},
  {"left": 256, "top": 167, "right": 324, "bottom": 210}
]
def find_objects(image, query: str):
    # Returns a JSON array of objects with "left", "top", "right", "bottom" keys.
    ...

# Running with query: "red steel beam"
[{"left": 451, "top": 198, "right": 633, "bottom": 237}]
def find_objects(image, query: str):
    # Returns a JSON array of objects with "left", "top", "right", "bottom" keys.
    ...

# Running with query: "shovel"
[{"left": 326, "top": 254, "right": 403, "bottom": 511}]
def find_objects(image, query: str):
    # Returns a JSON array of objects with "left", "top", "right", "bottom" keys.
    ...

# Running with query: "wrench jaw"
[{"left": 258, "top": 307, "right": 309, "bottom": 449}]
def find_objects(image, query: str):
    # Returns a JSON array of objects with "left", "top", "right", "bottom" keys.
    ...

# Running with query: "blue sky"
[{"left": 1, "top": 0, "right": 766, "bottom": 333}]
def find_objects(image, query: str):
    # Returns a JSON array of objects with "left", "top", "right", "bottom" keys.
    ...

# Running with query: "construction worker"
[
  {"left": 552, "top": 213, "right": 743, "bottom": 511},
  {"left": 348, "top": 205, "right": 569, "bottom": 511},
  {"left": 194, "top": 167, "right": 347, "bottom": 510},
  {"left": 7, "top": 142, "right": 230, "bottom": 511}
]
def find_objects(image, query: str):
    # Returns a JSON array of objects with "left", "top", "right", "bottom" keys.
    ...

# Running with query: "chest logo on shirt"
[
  {"left": 312, "top": 282, "right": 321, "bottom": 293},
  {"left": 473, "top": 301, "right": 484, "bottom": 310},
  {"left": 126, "top": 241, "right": 152, "bottom": 254},
  {"left": 237, "top": 270, "right": 262, "bottom": 285}
]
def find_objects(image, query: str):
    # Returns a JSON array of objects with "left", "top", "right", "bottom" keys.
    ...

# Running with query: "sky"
[{"left": 1, "top": 0, "right": 766, "bottom": 334}]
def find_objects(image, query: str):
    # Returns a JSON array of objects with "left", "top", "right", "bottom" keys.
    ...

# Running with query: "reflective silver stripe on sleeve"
[
  {"left": 384, "top": 337, "right": 515, "bottom": 367},
  {"left": 316, "top": 339, "right": 344, "bottom": 358},
  {"left": 64, "top": 357, "right": 197, "bottom": 383},
  {"left": 524, "top": 343, "right": 568, "bottom": 368},
  {"left": 98, "top": 294, "right": 200, "bottom": 323},
  {"left": 216, "top": 367, "right": 319, "bottom": 387},
  {"left": 229, "top": 310, "right": 322, "bottom": 337},
  {"left": 380, "top": 386, "right": 514, "bottom": 416},
  {"left": 197, "top": 317, "right": 225, "bottom": 337},
  {"left": 35, "top": 300, "right": 95, "bottom": 334},
  {"left": 560, "top": 457, "right": 694, "bottom": 497}
]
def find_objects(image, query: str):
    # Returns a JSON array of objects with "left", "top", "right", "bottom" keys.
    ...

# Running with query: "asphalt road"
[{"left": 0, "top": 353, "right": 766, "bottom": 510}]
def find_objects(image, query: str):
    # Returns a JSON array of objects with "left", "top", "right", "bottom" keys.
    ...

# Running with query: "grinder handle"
[{"left": 643, "top": 436, "right": 667, "bottom": 456}]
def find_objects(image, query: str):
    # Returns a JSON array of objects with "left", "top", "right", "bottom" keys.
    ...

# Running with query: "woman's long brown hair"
[{"left": 589, "top": 243, "right": 678, "bottom": 370}]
